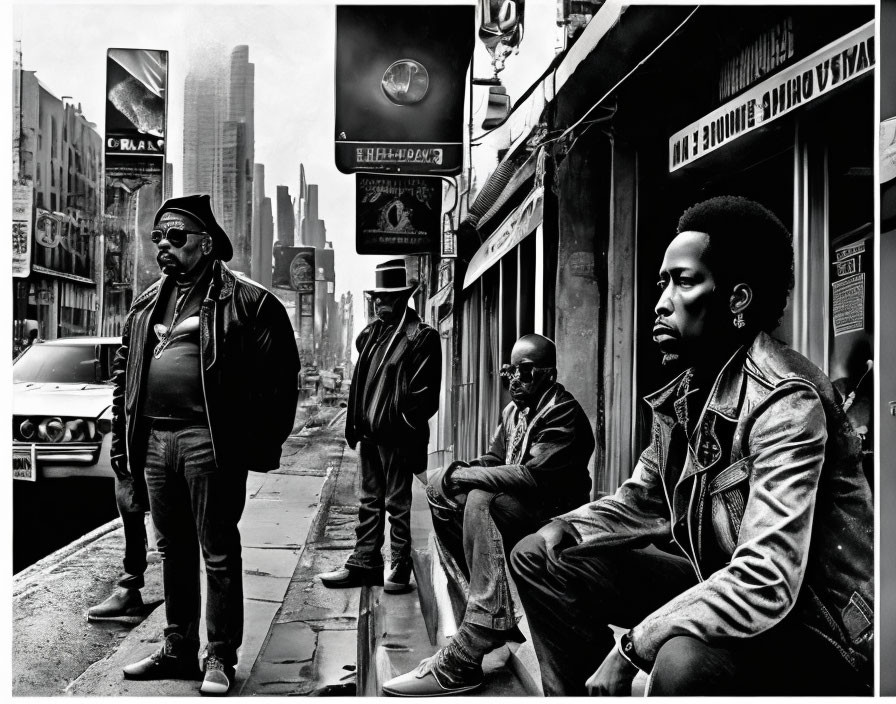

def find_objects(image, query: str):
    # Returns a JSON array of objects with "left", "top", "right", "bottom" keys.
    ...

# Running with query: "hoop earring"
[{"left": 733, "top": 312, "right": 745, "bottom": 329}]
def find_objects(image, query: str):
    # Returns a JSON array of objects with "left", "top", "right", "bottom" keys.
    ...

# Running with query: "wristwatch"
[{"left": 618, "top": 631, "right": 651, "bottom": 673}]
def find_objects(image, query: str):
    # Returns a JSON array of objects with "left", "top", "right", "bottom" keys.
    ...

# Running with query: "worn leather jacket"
[
  {"left": 558, "top": 332, "right": 873, "bottom": 686},
  {"left": 345, "top": 308, "right": 441, "bottom": 449},
  {"left": 110, "top": 260, "right": 300, "bottom": 500},
  {"left": 440, "top": 383, "right": 594, "bottom": 519}
]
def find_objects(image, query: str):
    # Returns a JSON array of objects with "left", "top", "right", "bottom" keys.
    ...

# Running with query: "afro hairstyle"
[{"left": 676, "top": 195, "right": 794, "bottom": 333}]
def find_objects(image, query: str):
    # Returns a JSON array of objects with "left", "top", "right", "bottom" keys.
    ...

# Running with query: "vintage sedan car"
[{"left": 12, "top": 337, "right": 121, "bottom": 481}]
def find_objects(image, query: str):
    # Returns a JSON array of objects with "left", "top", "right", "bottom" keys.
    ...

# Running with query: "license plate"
[{"left": 13, "top": 446, "right": 36, "bottom": 482}]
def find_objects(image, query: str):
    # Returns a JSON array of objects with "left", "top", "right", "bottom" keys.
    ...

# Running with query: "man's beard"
[
  {"left": 157, "top": 253, "right": 184, "bottom": 275},
  {"left": 510, "top": 378, "right": 548, "bottom": 408},
  {"left": 660, "top": 350, "right": 681, "bottom": 367}
]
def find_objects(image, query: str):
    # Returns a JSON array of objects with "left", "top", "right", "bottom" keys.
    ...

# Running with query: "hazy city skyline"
[
  {"left": 12, "top": 2, "right": 387, "bottom": 332},
  {"left": 11, "top": 0, "right": 559, "bottom": 336}
]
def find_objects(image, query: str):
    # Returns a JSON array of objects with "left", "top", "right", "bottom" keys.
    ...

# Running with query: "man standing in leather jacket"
[
  {"left": 113, "top": 195, "right": 299, "bottom": 695},
  {"left": 510, "top": 196, "right": 874, "bottom": 695},
  {"left": 318, "top": 259, "right": 441, "bottom": 591},
  {"left": 382, "top": 334, "right": 594, "bottom": 696}
]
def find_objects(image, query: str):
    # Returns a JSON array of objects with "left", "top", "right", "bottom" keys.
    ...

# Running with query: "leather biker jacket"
[
  {"left": 110, "top": 260, "right": 300, "bottom": 497},
  {"left": 558, "top": 332, "right": 873, "bottom": 686}
]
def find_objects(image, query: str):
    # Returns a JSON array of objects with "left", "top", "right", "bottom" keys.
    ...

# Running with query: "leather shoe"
[
  {"left": 87, "top": 587, "right": 143, "bottom": 624},
  {"left": 318, "top": 565, "right": 384, "bottom": 589},
  {"left": 122, "top": 634, "right": 201, "bottom": 681},
  {"left": 384, "top": 560, "right": 414, "bottom": 593}
]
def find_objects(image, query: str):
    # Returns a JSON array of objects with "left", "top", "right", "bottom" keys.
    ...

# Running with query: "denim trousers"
[
  {"left": 509, "top": 535, "right": 866, "bottom": 696},
  {"left": 428, "top": 486, "right": 540, "bottom": 632},
  {"left": 346, "top": 442, "right": 423, "bottom": 570},
  {"left": 142, "top": 422, "right": 248, "bottom": 666},
  {"left": 114, "top": 474, "right": 148, "bottom": 590}
]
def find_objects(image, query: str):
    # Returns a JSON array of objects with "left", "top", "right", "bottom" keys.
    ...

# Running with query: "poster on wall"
[
  {"left": 356, "top": 173, "right": 441, "bottom": 254},
  {"left": 828, "top": 228, "right": 874, "bottom": 473},
  {"left": 12, "top": 183, "right": 33, "bottom": 278}
]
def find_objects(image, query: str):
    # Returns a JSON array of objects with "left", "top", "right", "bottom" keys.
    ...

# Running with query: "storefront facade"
[
  {"left": 433, "top": 3, "right": 876, "bottom": 496},
  {"left": 13, "top": 69, "right": 103, "bottom": 348}
]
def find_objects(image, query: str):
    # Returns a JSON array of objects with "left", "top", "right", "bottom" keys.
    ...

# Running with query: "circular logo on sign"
[
  {"left": 35, "top": 214, "right": 62, "bottom": 249},
  {"left": 382, "top": 59, "right": 429, "bottom": 105}
]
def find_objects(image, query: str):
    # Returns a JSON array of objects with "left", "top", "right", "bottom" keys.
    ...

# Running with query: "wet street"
[{"left": 13, "top": 476, "right": 118, "bottom": 574}]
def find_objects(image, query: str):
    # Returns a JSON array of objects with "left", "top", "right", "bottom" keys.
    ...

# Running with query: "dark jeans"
[
  {"left": 143, "top": 421, "right": 248, "bottom": 666},
  {"left": 428, "top": 486, "right": 539, "bottom": 631},
  {"left": 114, "top": 474, "right": 148, "bottom": 590},
  {"left": 346, "top": 442, "right": 423, "bottom": 570},
  {"left": 510, "top": 535, "right": 867, "bottom": 696}
]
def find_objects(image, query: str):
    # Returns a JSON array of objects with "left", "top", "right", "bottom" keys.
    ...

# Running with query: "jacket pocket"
[
  {"left": 708, "top": 456, "right": 752, "bottom": 556},
  {"left": 841, "top": 592, "right": 873, "bottom": 644}
]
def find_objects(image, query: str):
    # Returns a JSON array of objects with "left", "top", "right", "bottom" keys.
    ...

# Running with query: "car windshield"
[{"left": 13, "top": 344, "right": 103, "bottom": 384}]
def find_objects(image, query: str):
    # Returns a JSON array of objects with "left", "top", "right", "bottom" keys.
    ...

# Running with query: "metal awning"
[{"left": 463, "top": 185, "right": 544, "bottom": 289}]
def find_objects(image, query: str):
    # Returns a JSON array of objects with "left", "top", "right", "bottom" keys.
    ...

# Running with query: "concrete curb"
[{"left": 14, "top": 516, "right": 123, "bottom": 584}]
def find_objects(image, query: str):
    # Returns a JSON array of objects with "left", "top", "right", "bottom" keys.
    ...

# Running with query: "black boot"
[
  {"left": 122, "top": 634, "right": 202, "bottom": 681},
  {"left": 384, "top": 559, "right": 414, "bottom": 593},
  {"left": 87, "top": 587, "right": 144, "bottom": 624}
]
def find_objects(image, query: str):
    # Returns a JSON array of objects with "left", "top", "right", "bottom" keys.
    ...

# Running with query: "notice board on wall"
[{"left": 828, "top": 224, "right": 874, "bottom": 467}]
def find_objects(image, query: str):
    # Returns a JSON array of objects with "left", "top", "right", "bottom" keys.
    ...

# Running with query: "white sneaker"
[{"left": 200, "top": 655, "right": 233, "bottom": 696}]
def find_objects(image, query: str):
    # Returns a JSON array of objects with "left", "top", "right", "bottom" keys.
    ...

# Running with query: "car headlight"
[
  {"left": 19, "top": 419, "right": 36, "bottom": 440},
  {"left": 20, "top": 417, "right": 102, "bottom": 443},
  {"left": 65, "top": 419, "right": 91, "bottom": 442},
  {"left": 39, "top": 417, "right": 66, "bottom": 443}
]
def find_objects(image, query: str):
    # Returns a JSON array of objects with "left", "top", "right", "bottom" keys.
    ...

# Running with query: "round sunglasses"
[
  {"left": 499, "top": 362, "right": 552, "bottom": 385},
  {"left": 150, "top": 228, "right": 206, "bottom": 248}
]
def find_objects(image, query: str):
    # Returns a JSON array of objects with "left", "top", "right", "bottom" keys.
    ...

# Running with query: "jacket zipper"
[
  {"left": 199, "top": 299, "right": 219, "bottom": 467},
  {"left": 655, "top": 428, "right": 696, "bottom": 575},
  {"left": 686, "top": 477, "right": 705, "bottom": 580},
  {"left": 126, "top": 282, "right": 165, "bottom": 469}
]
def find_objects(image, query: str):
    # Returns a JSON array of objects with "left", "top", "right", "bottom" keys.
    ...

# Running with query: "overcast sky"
[{"left": 11, "top": 0, "right": 558, "bottom": 340}]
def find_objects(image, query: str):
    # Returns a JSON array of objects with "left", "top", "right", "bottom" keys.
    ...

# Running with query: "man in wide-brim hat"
[{"left": 318, "top": 259, "right": 442, "bottom": 592}]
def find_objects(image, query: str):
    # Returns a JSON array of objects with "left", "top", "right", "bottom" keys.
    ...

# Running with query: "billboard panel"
[
  {"left": 273, "top": 245, "right": 316, "bottom": 293},
  {"left": 335, "top": 5, "right": 474, "bottom": 175},
  {"left": 356, "top": 174, "right": 442, "bottom": 254},
  {"left": 105, "top": 48, "right": 168, "bottom": 156},
  {"left": 103, "top": 49, "right": 168, "bottom": 333}
]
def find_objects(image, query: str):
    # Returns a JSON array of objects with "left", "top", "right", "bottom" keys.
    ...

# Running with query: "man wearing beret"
[
  {"left": 318, "top": 259, "right": 442, "bottom": 591},
  {"left": 113, "top": 195, "right": 300, "bottom": 695}
]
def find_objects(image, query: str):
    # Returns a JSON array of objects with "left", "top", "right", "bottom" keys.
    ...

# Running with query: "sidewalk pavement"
[{"left": 14, "top": 404, "right": 364, "bottom": 697}]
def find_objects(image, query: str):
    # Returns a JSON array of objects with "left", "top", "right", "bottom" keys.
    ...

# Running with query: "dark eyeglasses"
[
  {"left": 499, "top": 362, "right": 551, "bottom": 385},
  {"left": 150, "top": 228, "right": 205, "bottom": 248}
]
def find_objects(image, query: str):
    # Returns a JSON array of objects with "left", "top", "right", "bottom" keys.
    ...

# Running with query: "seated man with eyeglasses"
[{"left": 382, "top": 334, "right": 594, "bottom": 696}]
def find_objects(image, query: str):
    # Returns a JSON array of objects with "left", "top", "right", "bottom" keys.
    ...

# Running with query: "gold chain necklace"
[{"left": 152, "top": 282, "right": 198, "bottom": 359}]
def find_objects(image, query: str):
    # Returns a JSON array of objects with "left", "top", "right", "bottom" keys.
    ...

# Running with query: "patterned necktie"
[{"left": 506, "top": 411, "right": 529, "bottom": 465}]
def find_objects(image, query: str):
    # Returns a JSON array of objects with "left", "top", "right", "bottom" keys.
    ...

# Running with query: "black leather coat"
[{"left": 110, "top": 260, "right": 300, "bottom": 499}]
